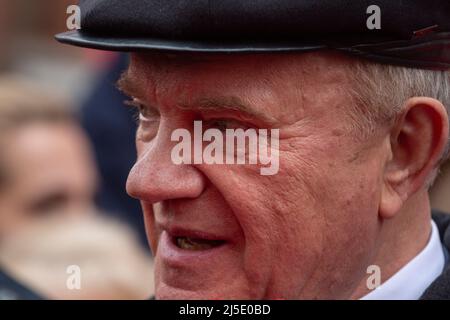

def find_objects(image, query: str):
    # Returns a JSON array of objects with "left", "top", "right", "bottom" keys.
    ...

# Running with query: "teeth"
[{"left": 175, "top": 237, "right": 223, "bottom": 251}]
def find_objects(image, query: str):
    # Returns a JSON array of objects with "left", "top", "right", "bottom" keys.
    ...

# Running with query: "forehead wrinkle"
[
  {"left": 128, "top": 52, "right": 343, "bottom": 125},
  {"left": 177, "top": 95, "right": 277, "bottom": 125},
  {"left": 127, "top": 61, "right": 280, "bottom": 125}
]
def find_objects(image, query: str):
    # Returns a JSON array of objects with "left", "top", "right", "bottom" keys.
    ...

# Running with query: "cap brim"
[
  {"left": 55, "top": 30, "right": 328, "bottom": 53},
  {"left": 56, "top": 30, "right": 450, "bottom": 70}
]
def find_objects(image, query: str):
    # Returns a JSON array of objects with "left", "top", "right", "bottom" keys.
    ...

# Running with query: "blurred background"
[
  {"left": 0, "top": 1, "right": 152, "bottom": 299},
  {"left": 0, "top": 0, "right": 448, "bottom": 300}
]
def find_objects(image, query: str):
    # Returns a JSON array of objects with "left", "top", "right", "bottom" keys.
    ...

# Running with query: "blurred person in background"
[
  {"left": 0, "top": 212, "right": 154, "bottom": 300},
  {"left": 0, "top": 0, "right": 147, "bottom": 246},
  {"left": 0, "top": 76, "right": 97, "bottom": 239},
  {"left": 430, "top": 163, "right": 450, "bottom": 212},
  {"left": 0, "top": 76, "right": 153, "bottom": 299}
]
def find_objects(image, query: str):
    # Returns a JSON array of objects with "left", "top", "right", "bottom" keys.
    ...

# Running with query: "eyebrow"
[
  {"left": 178, "top": 96, "right": 276, "bottom": 125},
  {"left": 117, "top": 70, "right": 277, "bottom": 125},
  {"left": 116, "top": 71, "right": 145, "bottom": 99}
]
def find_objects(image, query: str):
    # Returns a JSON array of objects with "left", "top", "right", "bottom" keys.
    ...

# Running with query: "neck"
[{"left": 350, "top": 191, "right": 432, "bottom": 299}]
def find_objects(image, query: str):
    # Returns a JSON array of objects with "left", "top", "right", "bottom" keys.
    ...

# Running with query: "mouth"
[
  {"left": 157, "top": 228, "right": 230, "bottom": 266},
  {"left": 156, "top": 225, "right": 234, "bottom": 270},
  {"left": 174, "top": 236, "right": 225, "bottom": 251},
  {"left": 156, "top": 228, "right": 239, "bottom": 292}
]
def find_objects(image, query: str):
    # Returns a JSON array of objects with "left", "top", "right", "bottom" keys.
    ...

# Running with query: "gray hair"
[
  {"left": 347, "top": 61, "right": 450, "bottom": 186},
  {"left": 348, "top": 61, "right": 450, "bottom": 158}
]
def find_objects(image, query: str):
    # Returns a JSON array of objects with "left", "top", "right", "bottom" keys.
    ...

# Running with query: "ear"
[{"left": 380, "top": 97, "right": 449, "bottom": 219}]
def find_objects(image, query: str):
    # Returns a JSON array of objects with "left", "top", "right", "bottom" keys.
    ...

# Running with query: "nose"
[{"left": 126, "top": 127, "right": 206, "bottom": 204}]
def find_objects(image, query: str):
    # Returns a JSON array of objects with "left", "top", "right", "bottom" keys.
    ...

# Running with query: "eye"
[
  {"left": 205, "top": 118, "right": 250, "bottom": 132},
  {"left": 28, "top": 192, "right": 69, "bottom": 216},
  {"left": 124, "top": 98, "right": 160, "bottom": 123},
  {"left": 124, "top": 98, "right": 160, "bottom": 142}
]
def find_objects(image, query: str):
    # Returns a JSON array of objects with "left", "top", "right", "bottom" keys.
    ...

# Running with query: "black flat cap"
[{"left": 56, "top": 0, "right": 450, "bottom": 69}]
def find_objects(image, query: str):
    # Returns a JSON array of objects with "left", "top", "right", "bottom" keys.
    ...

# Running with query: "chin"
[
  {"left": 154, "top": 273, "right": 258, "bottom": 300},
  {"left": 155, "top": 286, "right": 254, "bottom": 300}
]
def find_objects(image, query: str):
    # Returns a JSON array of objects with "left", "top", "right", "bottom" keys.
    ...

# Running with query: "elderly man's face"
[{"left": 125, "top": 52, "right": 389, "bottom": 299}]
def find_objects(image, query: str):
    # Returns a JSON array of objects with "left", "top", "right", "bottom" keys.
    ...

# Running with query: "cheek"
[
  {"left": 135, "top": 137, "right": 148, "bottom": 156},
  {"left": 208, "top": 138, "right": 383, "bottom": 297},
  {"left": 197, "top": 163, "right": 327, "bottom": 297},
  {"left": 284, "top": 145, "right": 384, "bottom": 296}
]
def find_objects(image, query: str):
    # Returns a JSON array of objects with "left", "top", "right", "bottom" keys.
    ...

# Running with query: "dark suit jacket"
[{"left": 421, "top": 212, "right": 450, "bottom": 299}]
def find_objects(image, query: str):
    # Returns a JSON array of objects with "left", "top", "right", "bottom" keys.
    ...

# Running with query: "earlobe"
[
  {"left": 379, "top": 97, "right": 449, "bottom": 220},
  {"left": 379, "top": 176, "right": 408, "bottom": 219}
]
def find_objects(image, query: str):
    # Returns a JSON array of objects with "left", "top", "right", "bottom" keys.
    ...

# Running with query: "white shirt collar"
[{"left": 361, "top": 220, "right": 445, "bottom": 300}]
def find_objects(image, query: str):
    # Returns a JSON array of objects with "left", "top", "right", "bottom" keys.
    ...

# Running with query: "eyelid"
[
  {"left": 124, "top": 98, "right": 160, "bottom": 121},
  {"left": 124, "top": 97, "right": 144, "bottom": 108},
  {"left": 204, "top": 118, "right": 254, "bottom": 132},
  {"left": 202, "top": 113, "right": 258, "bottom": 130},
  {"left": 200, "top": 107, "right": 276, "bottom": 128}
]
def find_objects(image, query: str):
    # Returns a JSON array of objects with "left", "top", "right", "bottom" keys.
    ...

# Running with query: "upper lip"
[{"left": 158, "top": 224, "right": 228, "bottom": 242}]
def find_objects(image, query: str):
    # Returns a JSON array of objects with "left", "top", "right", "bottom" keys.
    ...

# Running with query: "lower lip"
[{"left": 158, "top": 231, "right": 230, "bottom": 267}]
